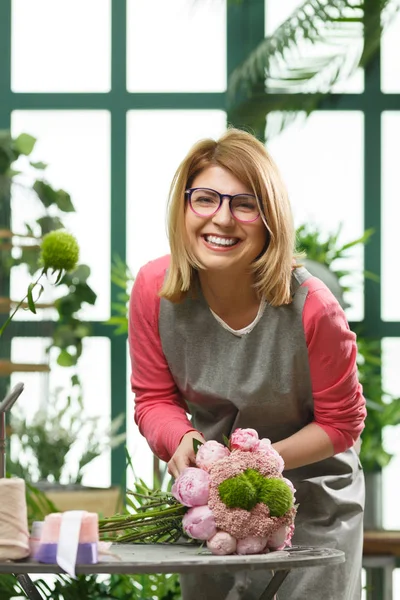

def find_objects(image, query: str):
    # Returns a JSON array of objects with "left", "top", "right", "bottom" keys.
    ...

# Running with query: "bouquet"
[{"left": 99, "top": 428, "right": 297, "bottom": 556}]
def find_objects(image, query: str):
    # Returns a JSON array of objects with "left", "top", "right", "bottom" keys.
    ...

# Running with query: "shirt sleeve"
[
  {"left": 129, "top": 261, "right": 196, "bottom": 462},
  {"left": 302, "top": 278, "right": 367, "bottom": 454}
]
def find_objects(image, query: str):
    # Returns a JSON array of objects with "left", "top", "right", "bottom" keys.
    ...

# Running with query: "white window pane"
[
  {"left": 265, "top": 0, "right": 364, "bottom": 93},
  {"left": 11, "top": 0, "right": 111, "bottom": 92},
  {"left": 268, "top": 111, "right": 364, "bottom": 321},
  {"left": 382, "top": 112, "right": 400, "bottom": 321},
  {"left": 10, "top": 337, "right": 111, "bottom": 487},
  {"left": 127, "top": 0, "right": 226, "bottom": 92},
  {"left": 381, "top": 10, "right": 400, "bottom": 93},
  {"left": 11, "top": 110, "right": 110, "bottom": 321},
  {"left": 126, "top": 346, "right": 154, "bottom": 487},
  {"left": 126, "top": 110, "right": 226, "bottom": 275},
  {"left": 382, "top": 338, "right": 400, "bottom": 529}
]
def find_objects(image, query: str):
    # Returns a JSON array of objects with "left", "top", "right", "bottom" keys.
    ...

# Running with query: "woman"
[{"left": 129, "top": 128, "right": 366, "bottom": 599}]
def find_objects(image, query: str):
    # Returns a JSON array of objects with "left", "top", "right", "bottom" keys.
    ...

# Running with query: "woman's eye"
[{"left": 195, "top": 196, "right": 217, "bottom": 204}]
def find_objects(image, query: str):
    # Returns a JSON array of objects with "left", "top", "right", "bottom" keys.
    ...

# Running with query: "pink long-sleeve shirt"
[{"left": 129, "top": 255, "right": 366, "bottom": 463}]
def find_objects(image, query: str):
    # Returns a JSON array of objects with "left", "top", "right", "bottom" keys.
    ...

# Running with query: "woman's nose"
[{"left": 212, "top": 198, "right": 235, "bottom": 226}]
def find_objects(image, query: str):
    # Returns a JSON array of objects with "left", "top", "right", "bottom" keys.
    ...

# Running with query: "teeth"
[{"left": 205, "top": 235, "right": 238, "bottom": 247}]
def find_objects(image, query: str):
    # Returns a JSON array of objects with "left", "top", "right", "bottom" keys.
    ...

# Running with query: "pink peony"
[
  {"left": 256, "top": 438, "right": 272, "bottom": 453},
  {"left": 207, "top": 531, "right": 237, "bottom": 555},
  {"left": 282, "top": 477, "right": 296, "bottom": 495},
  {"left": 171, "top": 467, "right": 210, "bottom": 507},
  {"left": 230, "top": 428, "right": 259, "bottom": 451},
  {"left": 236, "top": 535, "right": 268, "bottom": 555},
  {"left": 267, "top": 525, "right": 289, "bottom": 550},
  {"left": 182, "top": 506, "right": 217, "bottom": 540},
  {"left": 256, "top": 439, "right": 285, "bottom": 473},
  {"left": 195, "top": 440, "right": 230, "bottom": 471}
]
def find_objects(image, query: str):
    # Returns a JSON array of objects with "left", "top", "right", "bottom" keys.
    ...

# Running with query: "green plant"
[
  {"left": 0, "top": 130, "right": 97, "bottom": 370},
  {"left": 296, "top": 224, "right": 400, "bottom": 473},
  {"left": 106, "top": 255, "right": 134, "bottom": 335},
  {"left": 0, "top": 229, "right": 80, "bottom": 337},
  {"left": 227, "top": 0, "right": 400, "bottom": 137},
  {"left": 0, "top": 572, "right": 182, "bottom": 600},
  {"left": 356, "top": 338, "right": 400, "bottom": 472},
  {"left": 9, "top": 386, "right": 126, "bottom": 484}
]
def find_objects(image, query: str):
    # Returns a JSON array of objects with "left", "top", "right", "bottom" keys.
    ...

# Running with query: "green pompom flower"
[
  {"left": 41, "top": 230, "right": 79, "bottom": 273},
  {"left": 218, "top": 469, "right": 293, "bottom": 516},
  {"left": 258, "top": 478, "right": 293, "bottom": 517},
  {"left": 218, "top": 469, "right": 264, "bottom": 511}
]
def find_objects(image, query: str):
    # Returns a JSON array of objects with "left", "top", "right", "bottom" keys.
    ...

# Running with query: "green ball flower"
[
  {"left": 258, "top": 478, "right": 293, "bottom": 517},
  {"left": 41, "top": 230, "right": 79, "bottom": 273},
  {"left": 218, "top": 469, "right": 293, "bottom": 516},
  {"left": 218, "top": 469, "right": 263, "bottom": 511}
]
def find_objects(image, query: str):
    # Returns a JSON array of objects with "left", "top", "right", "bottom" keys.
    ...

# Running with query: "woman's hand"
[{"left": 167, "top": 430, "right": 206, "bottom": 479}]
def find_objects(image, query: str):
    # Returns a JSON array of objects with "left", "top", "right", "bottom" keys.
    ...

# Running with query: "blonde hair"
[{"left": 160, "top": 128, "right": 297, "bottom": 306}]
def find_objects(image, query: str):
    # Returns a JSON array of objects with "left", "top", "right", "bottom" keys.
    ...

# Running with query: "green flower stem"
[
  {"left": 136, "top": 500, "right": 176, "bottom": 511},
  {"left": 99, "top": 513, "right": 185, "bottom": 535},
  {"left": 98, "top": 505, "right": 185, "bottom": 531},
  {"left": 0, "top": 271, "right": 43, "bottom": 336},
  {"left": 116, "top": 523, "right": 181, "bottom": 543}
]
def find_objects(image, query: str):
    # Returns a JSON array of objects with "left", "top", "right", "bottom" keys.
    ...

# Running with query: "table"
[
  {"left": 363, "top": 530, "right": 400, "bottom": 600},
  {"left": 1, "top": 544, "right": 345, "bottom": 600}
]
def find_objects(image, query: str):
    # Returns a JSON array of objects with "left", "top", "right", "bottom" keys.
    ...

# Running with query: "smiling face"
[{"left": 184, "top": 165, "right": 267, "bottom": 276}]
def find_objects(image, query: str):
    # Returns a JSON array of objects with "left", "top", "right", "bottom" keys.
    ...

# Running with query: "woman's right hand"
[{"left": 167, "top": 430, "right": 206, "bottom": 479}]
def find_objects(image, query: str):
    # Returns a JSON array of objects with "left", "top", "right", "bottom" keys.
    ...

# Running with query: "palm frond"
[{"left": 228, "top": 0, "right": 400, "bottom": 137}]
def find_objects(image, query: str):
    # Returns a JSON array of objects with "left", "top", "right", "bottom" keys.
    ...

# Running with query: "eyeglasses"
[{"left": 185, "top": 187, "right": 260, "bottom": 223}]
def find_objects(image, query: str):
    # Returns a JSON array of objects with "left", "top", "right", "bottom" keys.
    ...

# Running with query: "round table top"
[{"left": 1, "top": 543, "right": 345, "bottom": 575}]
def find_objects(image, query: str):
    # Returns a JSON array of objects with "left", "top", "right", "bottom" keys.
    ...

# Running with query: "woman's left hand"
[{"left": 167, "top": 430, "right": 206, "bottom": 479}]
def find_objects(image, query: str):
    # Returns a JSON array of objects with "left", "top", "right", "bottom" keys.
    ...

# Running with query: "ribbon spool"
[{"left": 0, "top": 477, "right": 30, "bottom": 560}]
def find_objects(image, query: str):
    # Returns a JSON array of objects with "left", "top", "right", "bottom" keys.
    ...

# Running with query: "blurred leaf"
[
  {"left": 30, "top": 161, "right": 47, "bottom": 170},
  {"left": 36, "top": 215, "right": 64, "bottom": 235},
  {"left": 33, "top": 180, "right": 59, "bottom": 208},
  {"left": 27, "top": 282, "right": 37, "bottom": 313},
  {"left": 56, "top": 189, "right": 75, "bottom": 213},
  {"left": 57, "top": 349, "right": 76, "bottom": 367},
  {"left": 14, "top": 132, "right": 36, "bottom": 155}
]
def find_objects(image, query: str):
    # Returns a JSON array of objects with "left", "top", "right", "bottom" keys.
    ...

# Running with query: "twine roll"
[{"left": 0, "top": 478, "right": 30, "bottom": 560}]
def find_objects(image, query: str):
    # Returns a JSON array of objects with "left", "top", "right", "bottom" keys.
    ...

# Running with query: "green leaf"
[
  {"left": 33, "top": 180, "right": 59, "bottom": 208},
  {"left": 27, "top": 282, "right": 37, "bottom": 313},
  {"left": 14, "top": 133, "right": 36, "bottom": 155},
  {"left": 57, "top": 349, "right": 76, "bottom": 367},
  {"left": 30, "top": 161, "right": 47, "bottom": 170},
  {"left": 193, "top": 439, "right": 204, "bottom": 454},
  {"left": 37, "top": 215, "right": 64, "bottom": 235},
  {"left": 71, "top": 374, "right": 80, "bottom": 387},
  {"left": 223, "top": 434, "right": 231, "bottom": 449},
  {"left": 56, "top": 190, "right": 75, "bottom": 212}
]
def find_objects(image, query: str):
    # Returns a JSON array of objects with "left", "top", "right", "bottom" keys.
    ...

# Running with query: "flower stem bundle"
[{"left": 99, "top": 487, "right": 186, "bottom": 544}]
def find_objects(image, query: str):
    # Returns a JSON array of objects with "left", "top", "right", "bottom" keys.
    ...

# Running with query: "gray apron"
[{"left": 159, "top": 267, "right": 364, "bottom": 600}]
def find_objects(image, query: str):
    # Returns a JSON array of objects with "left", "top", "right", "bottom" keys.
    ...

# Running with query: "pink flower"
[
  {"left": 256, "top": 440, "right": 285, "bottom": 474},
  {"left": 283, "top": 477, "right": 296, "bottom": 495},
  {"left": 171, "top": 467, "right": 210, "bottom": 507},
  {"left": 207, "top": 531, "right": 237, "bottom": 555},
  {"left": 195, "top": 440, "right": 230, "bottom": 471},
  {"left": 256, "top": 438, "right": 272, "bottom": 453},
  {"left": 267, "top": 525, "right": 289, "bottom": 550},
  {"left": 230, "top": 428, "right": 259, "bottom": 451},
  {"left": 236, "top": 535, "right": 268, "bottom": 555},
  {"left": 182, "top": 506, "right": 217, "bottom": 540}
]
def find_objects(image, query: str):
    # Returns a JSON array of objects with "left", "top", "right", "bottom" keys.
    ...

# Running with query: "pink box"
[{"left": 40, "top": 512, "right": 99, "bottom": 544}]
